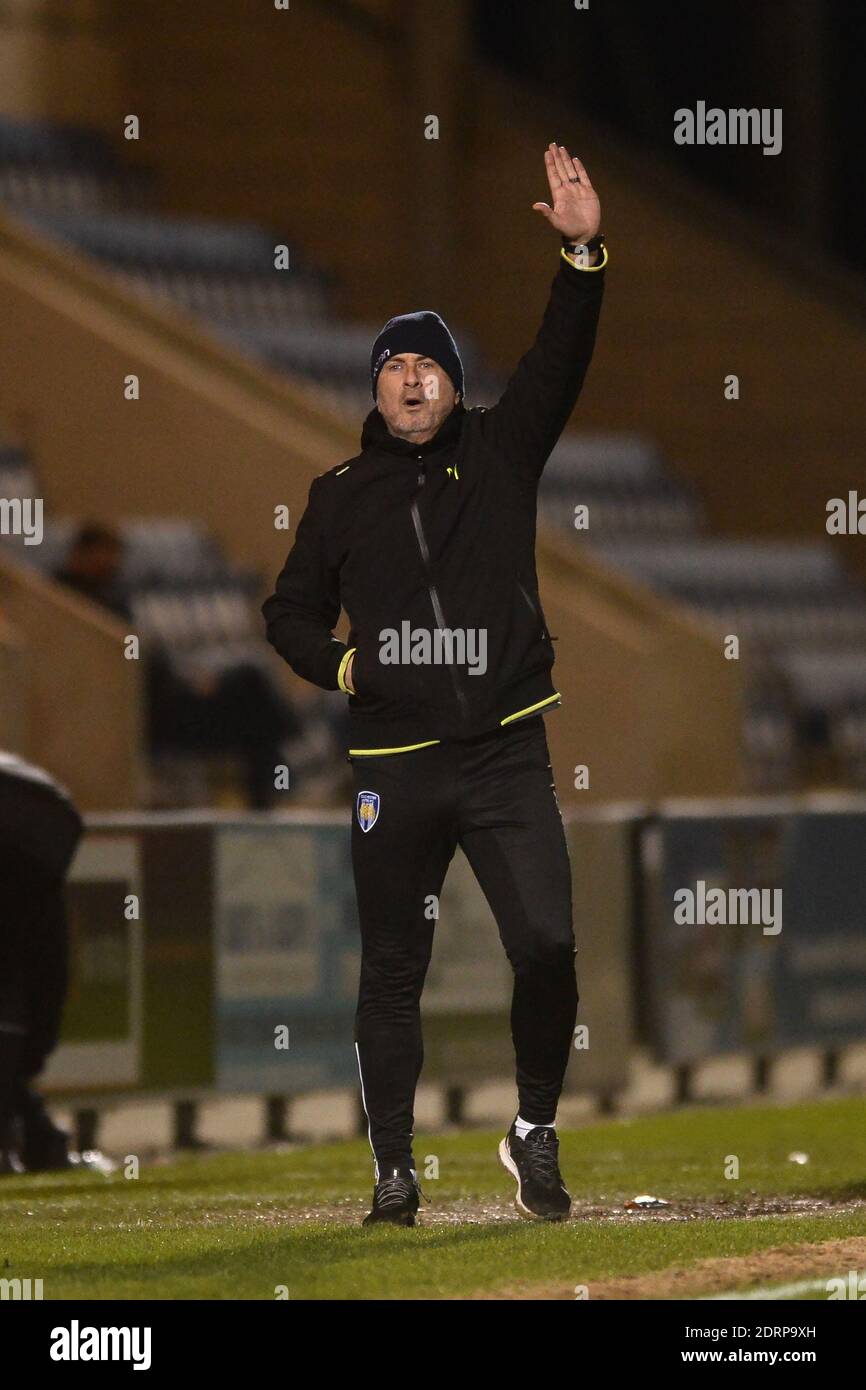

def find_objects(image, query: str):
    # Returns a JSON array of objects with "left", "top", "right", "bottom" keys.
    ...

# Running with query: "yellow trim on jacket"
[
  {"left": 349, "top": 739, "right": 441, "bottom": 756},
  {"left": 347, "top": 692, "right": 562, "bottom": 756},
  {"left": 500, "top": 692, "right": 561, "bottom": 725},
  {"left": 560, "top": 244, "right": 608, "bottom": 272},
  {"left": 337, "top": 647, "right": 357, "bottom": 694}
]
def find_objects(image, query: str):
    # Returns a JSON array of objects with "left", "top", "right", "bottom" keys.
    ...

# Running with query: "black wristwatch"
[{"left": 562, "top": 233, "right": 605, "bottom": 257}]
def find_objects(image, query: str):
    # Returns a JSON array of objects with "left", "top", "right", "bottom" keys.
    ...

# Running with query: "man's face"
[{"left": 376, "top": 353, "right": 460, "bottom": 444}]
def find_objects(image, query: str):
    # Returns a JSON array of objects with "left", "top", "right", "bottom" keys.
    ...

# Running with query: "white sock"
[{"left": 514, "top": 1115, "right": 555, "bottom": 1141}]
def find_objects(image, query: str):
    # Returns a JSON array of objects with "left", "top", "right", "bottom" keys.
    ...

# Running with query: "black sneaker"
[
  {"left": 499, "top": 1122, "right": 571, "bottom": 1221},
  {"left": 362, "top": 1165, "right": 422, "bottom": 1227}
]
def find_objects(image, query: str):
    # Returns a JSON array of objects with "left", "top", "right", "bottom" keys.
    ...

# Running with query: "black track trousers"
[{"left": 350, "top": 714, "right": 577, "bottom": 1170}]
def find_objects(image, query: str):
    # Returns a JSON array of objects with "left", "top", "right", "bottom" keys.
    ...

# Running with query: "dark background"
[{"left": 475, "top": 0, "right": 865, "bottom": 275}]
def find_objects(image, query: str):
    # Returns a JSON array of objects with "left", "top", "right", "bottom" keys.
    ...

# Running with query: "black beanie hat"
[{"left": 370, "top": 310, "right": 464, "bottom": 401}]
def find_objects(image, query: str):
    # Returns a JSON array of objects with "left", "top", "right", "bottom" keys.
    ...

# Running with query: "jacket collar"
[{"left": 360, "top": 402, "right": 465, "bottom": 458}]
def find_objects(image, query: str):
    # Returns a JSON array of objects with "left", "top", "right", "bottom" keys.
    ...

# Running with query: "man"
[
  {"left": 55, "top": 522, "right": 300, "bottom": 808},
  {"left": 263, "top": 144, "right": 605, "bottom": 1224},
  {"left": 0, "top": 752, "right": 82, "bottom": 1173},
  {"left": 53, "top": 521, "right": 131, "bottom": 621}
]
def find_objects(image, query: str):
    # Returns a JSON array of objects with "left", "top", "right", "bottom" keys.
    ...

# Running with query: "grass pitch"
[{"left": 1, "top": 1096, "right": 864, "bottom": 1300}]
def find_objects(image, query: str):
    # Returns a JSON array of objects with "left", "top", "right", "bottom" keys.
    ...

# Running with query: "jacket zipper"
[
  {"left": 411, "top": 463, "right": 470, "bottom": 723},
  {"left": 517, "top": 579, "right": 547, "bottom": 639}
]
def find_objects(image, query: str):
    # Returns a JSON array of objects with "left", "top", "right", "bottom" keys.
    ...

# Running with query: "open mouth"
[{"left": 403, "top": 397, "right": 423, "bottom": 408}]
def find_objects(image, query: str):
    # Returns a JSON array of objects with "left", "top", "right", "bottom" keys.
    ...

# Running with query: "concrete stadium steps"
[
  {"left": 545, "top": 432, "right": 669, "bottom": 485},
  {"left": 118, "top": 268, "right": 331, "bottom": 326},
  {"left": 0, "top": 112, "right": 152, "bottom": 214},
  {"left": 13, "top": 207, "right": 293, "bottom": 275},
  {"left": 587, "top": 538, "right": 866, "bottom": 790},
  {"left": 130, "top": 586, "right": 263, "bottom": 652},
  {"left": 0, "top": 113, "right": 121, "bottom": 168},
  {"left": 775, "top": 648, "right": 866, "bottom": 711},
  {"left": 0, "top": 111, "right": 499, "bottom": 409},
  {"left": 1, "top": 512, "right": 270, "bottom": 670},
  {"left": 587, "top": 538, "right": 853, "bottom": 603},
  {"left": 0, "top": 166, "right": 148, "bottom": 215},
  {"left": 2, "top": 516, "right": 231, "bottom": 588},
  {"left": 708, "top": 603, "right": 866, "bottom": 646},
  {"left": 539, "top": 433, "right": 703, "bottom": 538},
  {"left": 539, "top": 488, "right": 701, "bottom": 539}
]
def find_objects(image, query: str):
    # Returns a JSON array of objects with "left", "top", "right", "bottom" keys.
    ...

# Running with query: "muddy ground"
[
  {"left": 468, "top": 1234, "right": 866, "bottom": 1301},
  {"left": 283, "top": 1190, "right": 866, "bottom": 1229}
]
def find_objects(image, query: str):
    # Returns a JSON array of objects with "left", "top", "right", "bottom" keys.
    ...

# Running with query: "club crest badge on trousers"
[{"left": 357, "top": 790, "right": 380, "bottom": 833}]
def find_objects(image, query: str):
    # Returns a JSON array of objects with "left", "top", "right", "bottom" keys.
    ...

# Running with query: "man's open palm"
[{"left": 532, "top": 142, "right": 601, "bottom": 244}]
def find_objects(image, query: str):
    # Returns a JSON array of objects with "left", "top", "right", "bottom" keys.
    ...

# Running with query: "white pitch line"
[{"left": 702, "top": 1278, "right": 830, "bottom": 1301}]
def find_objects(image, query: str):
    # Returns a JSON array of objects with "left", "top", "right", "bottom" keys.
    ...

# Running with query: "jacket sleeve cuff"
[
  {"left": 560, "top": 244, "right": 608, "bottom": 272},
  {"left": 337, "top": 646, "right": 357, "bottom": 693}
]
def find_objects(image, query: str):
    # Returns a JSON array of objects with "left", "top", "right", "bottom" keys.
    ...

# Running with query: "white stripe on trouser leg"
[{"left": 354, "top": 1041, "right": 378, "bottom": 1183}]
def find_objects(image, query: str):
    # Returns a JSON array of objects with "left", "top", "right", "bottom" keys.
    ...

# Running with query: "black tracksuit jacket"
[{"left": 262, "top": 252, "right": 605, "bottom": 755}]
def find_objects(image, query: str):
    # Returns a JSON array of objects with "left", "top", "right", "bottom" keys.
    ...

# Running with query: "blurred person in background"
[
  {"left": 55, "top": 522, "right": 301, "bottom": 808},
  {"left": 0, "top": 753, "right": 81, "bottom": 1172},
  {"left": 53, "top": 521, "right": 131, "bottom": 621},
  {"left": 264, "top": 145, "right": 605, "bottom": 1224}
]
